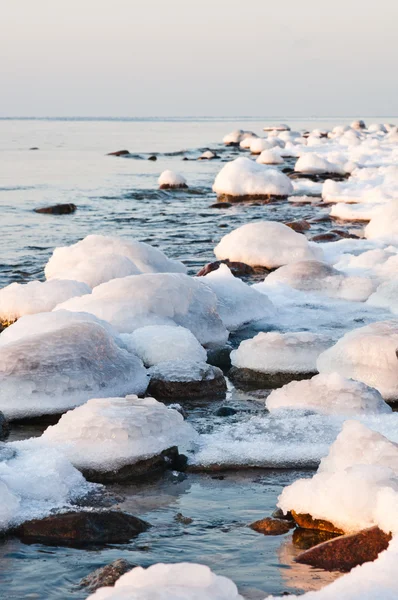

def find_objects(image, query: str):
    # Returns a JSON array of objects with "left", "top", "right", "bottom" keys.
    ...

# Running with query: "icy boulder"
[
  {"left": 198, "top": 150, "right": 217, "bottom": 160},
  {"left": 256, "top": 149, "right": 284, "bottom": 165},
  {"left": 278, "top": 420, "right": 398, "bottom": 534},
  {"left": 0, "top": 311, "right": 148, "bottom": 419},
  {"left": 56, "top": 273, "right": 228, "bottom": 348},
  {"left": 148, "top": 360, "right": 226, "bottom": 400},
  {"left": 229, "top": 331, "right": 332, "bottom": 389},
  {"left": 0, "top": 279, "right": 90, "bottom": 325},
  {"left": 41, "top": 396, "right": 198, "bottom": 482},
  {"left": 222, "top": 129, "right": 256, "bottom": 146},
  {"left": 266, "top": 373, "right": 391, "bottom": 416},
  {"left": 214, "top": 221, "right": 323, "bottom": 269},
  {"left": 365, "top": 200, "right": 398, "bottom": 242},
  {"left": 202, "top": 264, "right": 274, "bottom": 331},
  {"left": 212, "top": 157, "right": 293, "bottom": 201},
  {"left": 85, "top": 562, "right": 243, "bottom": 600},
  {"left": 45, "top": 234, "right": 186, "bottom": 288},
  {"left": 158, "top": 170, "right": 187, "bottom": 189},
  {"left": 124, "top": 325, "right": 207, "bottom": 366},
  {"left": 317, "top": 320, "right": 398, "bottom": 401},
  {"left": 264, "top": 260, "right": 375, "bottom": 302},
  {"left": 367, "top": 279, "right": 398, "bottom": 313},
  {"left": 248, "top": 138, "right": 276, "bottom": 154},
  {"left": 295, "top": 153, "right": 347, "bottom": 176}
]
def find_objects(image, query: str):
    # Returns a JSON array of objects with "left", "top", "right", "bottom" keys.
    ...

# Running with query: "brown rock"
[
  {"left": 15, "top": 511, "right": 149, "bottom": 546},
  {"left": 293, "top": 527, "right": 341, "bottom": 550},
  {"left": 210, "top": 202, "right": 233, "bottom": 209},
  {"left": 80, "top": 559, "right": 133, "bottom": 591},
  {"left": 148, "top": 155, "right": 157, "bottom": 161},
  {"left": 148, "top": 367, "right": 227, "bottom": 400},
  {"left": 285, "top": 220, "right": 311, "bottom": 233},
  {"left": 310, "top": 232, "right": 342, "bottom": 242},
  {"left": 216, "top": 193, "right": 287, "bottom": 203},
  {"left": 107, "top": 149, "right": 130, "bottom": 156},
  {"left": 330, "top": 229, "right": 360, "bottom": 239},
  {"left": 159, "top": 183, "right": 188, "bottom": 190},
  {"left": 197, "top": 260, "right": 255, "bottom": 278},
  {"left": 250, "top": 517, "right": 294, "bottom": 535},
  {"left": 34, "top": 203, "right": 76, "bottom": 215},
  {"left": 291, "top": 511, "right": 344, "bottom": 534},
  {"left": 272, "top": 508, "right": 295, "bottom": 522},
  {"left": 295, "top": 526, "right": 392, "bottom": 572},
  {"left": 228, "top": 367, "right": 316, "bottom": 390}
]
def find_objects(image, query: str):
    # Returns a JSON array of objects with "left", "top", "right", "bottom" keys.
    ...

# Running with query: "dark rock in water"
[
  {"left": 80, "top": 559, "right": 134, "bottom": 591},
  {"left": 174, "top": 512, "right": 193, "bottom": 525},
  {"left": 15, "top": 511, "right": 149, "bottom": 546},
  {"left": 197, "top": 259, "right": 255, "bottom": 278},
  {"left": 159, "top": 183, "right": 188, "bottom": 190},
  {"left": 148, "top": 155, "right": 157, "bottom": 161},
  {"left": 293, "top": 527, "right": 341, "bottom": 550},
  {"left": 29, "top": 147, "right": 39, "bottom": 150},
  {"left": 228, "top": 367, "right": 316, "bottom": 390},
  {"left": 291, "top": 511, "right": 344, "bottom": 534},
  {"left": 182, "top": 157, "right": 189, "bottom": 161},
  {"left": 250, "top": 517, "right": 294, "bottom": 535},
  {"left": 82, "top": 446, "right": 187, "bottom": 484},
  {"left": 272, "top": 508, "right": 295, "bottom": 522},
  {"left": 34, "top": 203, "right": 76, "bottom": 215},
  {"left": 216, "top": 193, "right": 287, "bottom": 203},
  {"left": 107, "top": 149, "right": 130, "bottom": 156},
  {"left": 210, "top": 202, "right": 233, "bottom": 209},
  {"left": 0, "top": 413, "right": 9, "bottom": 441},
  {"left": 310, "top": 232, "right": 342, "bottom": 242},
  {"left": 215, "top": 406, "right": 237, "bottom": 417},
  {"left": 295, "top": 526, "right": 392, "bottom": 572},
  {"left": 309, "top": 215, "right": 331, "bottom": 223},
  {"left": 207, "top": 345, "right": 232, "bottom": 371},
  {"left": 330, "top": 228, "right": 360, "bottom": 239},
  {"left": 148, "top": 367, "right": 227, "bottom": 400},
  {"left": 285, "top": 219, "right": 311, "bottom": 233}
]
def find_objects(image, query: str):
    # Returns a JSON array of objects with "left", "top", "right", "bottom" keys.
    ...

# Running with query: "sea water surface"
[{"left": 0, "top": 117, "right": 389, "bottom": 599}]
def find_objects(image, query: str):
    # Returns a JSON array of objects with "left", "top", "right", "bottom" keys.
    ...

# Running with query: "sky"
[{"left": 1, "top": 0, "right": 397, "bottom": 117}]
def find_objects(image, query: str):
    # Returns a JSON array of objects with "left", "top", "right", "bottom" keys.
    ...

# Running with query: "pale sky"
[{"left": 1, "top": 0, "right": 397, "bottom": 117}]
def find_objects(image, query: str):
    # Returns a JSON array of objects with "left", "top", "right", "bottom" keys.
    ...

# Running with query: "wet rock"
[
  {"left": 293, "top": 527, "right": 341, "bottom": 550},
  {"left": 215, "top": 406, "right": 237, "bottom": 417},
  {"left": 29, "top": 147, "right": 39, "bottom": 150},
  {"left": 197, "top": 260, "right": 255, "bottom": 278},
  {"left": 228, "top": 367, "right": 316, "bottom": 390},
  {"left": 272, "top": 508, "right": 295, "bottom": 522},
  {"left": 215, "top": 193, "right": 288, "bottom": 203},
  {"left": 148, "top": 155, "right": 157, "bottom": 161},
  {"left": 309, "top": 215, "right": 331, "bottom": 223},
  {"left": 291, "top": 511, "right": 344, "bottom": 534},
  {"left": 207, "top": 345, "right": 232, "bottom": 370},
  {"left": 0, "top": 318, "right": 16, "bottom": 333},
  {"left": 0, "top": 413, "right": 9, "bottom": 441},
  {"left": 15, "top": 510, "right": 149, "bottom": 546},
  {"left": 310, "top": 232, "right": 342, "bottom": 242},
  {"left": 285, "top": 219, "right": 311, "bottom": 233},
  {"left": 159, "top": 183, "right": 188, "bottom": 190},
  {"left": 210, "top": 202, "right": 233, "bottom": 209},
  {"left": 34, "top": 203, "right": 77, "bottom": 215},
  {"left": 80, "top": 559, "right": 134, "bottom": 591},
  {"left": 81, "top": 446, "right": 187, "bottom": 483},
  {"left": 174, "top": 512, "right": 193, "bottom": 525},
  {"left": 107, "top": 149, "right": 130, "bottom": 156},
  {"left": 250, "top": 517, "right": 294, "bottom": 535},
  {"left": 295, "top": 526, "right": 392, "bottom": 572},
  {"left": 148, "top": 366, "right": 227, "bottom": 400},
  {"left": 330, "top": 228, "right": 360, "bottom": 239}
]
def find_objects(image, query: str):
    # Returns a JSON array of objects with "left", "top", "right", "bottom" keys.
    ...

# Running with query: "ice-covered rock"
[
  {"left": 266, "top": 373, "right": 391, "bottom": 416},
  {"left": 295, "top": 153, "right": 347, "bottom": 176},
  {"left": 222, "top": 129, "right": 256, "bottom": 146},
  {"left": 56, "top": 273, "right": 228, "bottom": 348},
  {"left": 202, "top": 264, "right": 274, "bottom": 331},
  {"left": 367, "top": 279, "right": 398, "bottom": 313},
  {"left": 317, "top": 320, "right": 398, "bottom": 401},
  {"left": 41, "top": 396, "right": 198, "bottom": 480},
  {"left": 365, "top": 200, "right": 398, "bottom": 242},
  {"left": 0, "top": 311, "right": 148, "bottom": 419},
  {"left": 351, "top": 119, "right": 366, "bottom": 130},
  {"left": 198, "top": 150, "right": 217, "bottom": 160},
  {"left": 264, "top": 124, "right": 290, "bottom": 132},
  {"left": 214, "top": 221, "right": 323, "bottom": 268},
  {"left": 256, "top": 149, "right": 284, "bottom": 165},
  {"left": 45, "top": 234, "right": 186, "bottom": 288},
  {"left": 265, "top": 260, "right": 375, "bottom": 302},
  {"left": 148, "top": 360, "right": 226, "bottom": 400},
  {"left": 212, "top": 157, "right": 293, "bottom": 201},
  {"left": 158, "top": 170, "right": 187, "bottom": 189},
  {"left": 86, "top": 562, "right": 243, "bottom": 600},
  {"left": 0, "top": 279, "right": 90, "bottom": 324},
  {"left": 248, "top": 138, "right": 276, "bottom": 154}
]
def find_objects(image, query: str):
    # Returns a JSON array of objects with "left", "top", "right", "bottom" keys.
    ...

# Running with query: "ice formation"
[
  {"left": 85, "top": 562, "right": 243, "bottom": 600},
  {"left": 0, "top": 279, "right": 90, "bottom": 323},
  {"left": 248, "top": 137, "right": 276, "bottom": 154},
  {"left": 295, "top": 153, "right": 347, "bottom": 176},
  {"left": 41, "top": 396, "right": 198, "bottom": 471},
  {"left": 367, "top": 279, "right": 398, "bottom": 313},
  {"left": 124, "top": 325, "right": 207, "bottom": 366},
  {"left": 158, "top": 170, "right": 187, "bottom": 189},
  {"left": 45, "top": 234, "right": 186, "bottom": 288},
  {"left": 56, "top": 273, "right": 228, "bottom": 347},
  {"left": 365, "top": 200, "right": 398, "bottom": 242},
  {"left": 212, "top": 157, "right": 294, "bottom": 199},
  {"left": 317, "top": 320, "right": 398, "bottom": 400},
  {"left": 202, "top": 264, "right": 274, "bottom": 330},
  {"left": 0, "top": 311, "right": 148, "bottom": 418},
  {"left": 149, "top": 360, "right": 222, "bottom": 384},
  {"left": 222, "top": 129, "right": 256, "bottom": 146},
  {"left": 256, "top": 149, "right": 284, "bottom": 165},
  {"left": 231, "top": 332, "right": 331, "bottom": 374},
  {"left": 214, "top": 221, "right": 323, "bottom": 268},
  {"left": 266, "top": 373, "right": 391, "bottom": 416}
]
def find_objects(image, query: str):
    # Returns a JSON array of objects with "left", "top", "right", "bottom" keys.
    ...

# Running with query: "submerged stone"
[
  {"left": 107, "top": 149, "right": 130, "bottom": 156},
  {"left": 34, "top": 203, "right": 76, "bottom": 215},
  {"left": 228, "top": 367, "right": 316, "bottom": 390},
  {"left": 292, "top": 527, "right": 341, "bottom": 550},
  {"left": 250, "top": 517, "right": 294, "bottom": 535},
  {"left": 80, "top": 559, "right": 134, "bottom": 591},
  {"left": 291, "top": 511, "right": 344, "bottom": 534},
  {"left": 285, "top": 219, "right": 311, "bottom": 233}
]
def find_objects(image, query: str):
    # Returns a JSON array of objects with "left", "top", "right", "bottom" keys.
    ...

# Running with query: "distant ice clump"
[
  {"left": 266, "top": 373, "right": 391, "bottom": 416},
  {"left": 231, "top": 331, "right": 331, "bottom": 374},
  {"left": 222, "top": 129, "right": 256, "bottom": 146},
  {"left": 214, "top": 221, "right": 323, "bottom": 268},
  {"left": 202, "top": 264, "right": 274, "bottom": 330},
  {"left": 0, "top": 311, "right": 148, "bottom": 419},
  {"left": 0, "top": 279, "right": 90, "bottom": 323},
  {"left": 124, "top": 325, "right": 207, "bottom": 366},
  {"left": 264, "top": 260, "right": 375, "bottom": 302},
  {"left": 56, "top": 273, "right": 228, "bottom": 348},
  {"left": 45, "top": 234, "right": 186, "bottom": 288},
  {"left": 295, "top": 153, "right": 347, "bottom": 176},
  {"left": 256, "top": 149, "right": 284, "bottom": 165},
  {"left": 212, "top": 157, "right": 293, "bottom": 199},
  {"left": 41, "top": 396, "right": 198, "bottom": 472},
  {"left": 158, "top": 170, "right": 187, "bottom": 189},
  {"left": 85, "top": 562, "right": 243, "bottom": 600},
  {"left": 317, "top": 320, "right": 398, "bottom": 400}
]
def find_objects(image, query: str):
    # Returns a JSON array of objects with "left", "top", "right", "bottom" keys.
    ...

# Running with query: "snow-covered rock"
[
  {"left": 248, "top": 138, "right": 276, "bottom": 154},
  {"left": 256, "top": 149, "right": 284, "bottom": 165},
  {"left": 367, "top": 279, "right": 398, "bottom": 313},
  {"left": 148, "top": 360, "right": 226, "bottom": 399},
  {"left": 365, "top": 200, "right": 398, "bottom": 242},
  {"left": 295, "top": 153, "right": 347, "bottom": 176},
  {"left": 222, "top": 130, "right": 256, "bottom": 146},
  {"left": 198, "top": 150, "right": 217, "bottom": 160},
  {"left": 158, "top": 170, "right": 187, "bottom": 189}
]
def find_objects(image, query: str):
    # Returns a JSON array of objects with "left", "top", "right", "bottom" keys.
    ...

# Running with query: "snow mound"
[
  {"left": 199, "top": 150, "right": 217, "bottom": 160},
  {"left": 158, "top": 170, "right": 187, "bottom": 188},
  {"left": 0, "top": 311, "right": 148, "bottom": 419},
  {"left": 212, "top": 157, "right": 293, "bottom": 199},
  {"left": 214, "top": 221, "right": 323, "bottom": 268},
  {"left": 86, "top": 562, "right": 243, "bottom": 600},
  {"left": 256, "top": 149, "right": 284, "bottom": 165},
  {"left": 367, "top": 279, "right": 398, "bottom": 313},
  {"left": 295, "top": 153, "right": 347, "bottom": 176},
  {"left": 248, "top": 138, "right": 276, "bottom": 154},
  {"left": 45, "top": 234, "right": 186, "bottom": 288},
  {"left": 365, "top": 200, "right": 398, "bottom": 242},
  {"left": 264, "top": 124, "right": 290, "bottom": 132},
  {"left": 56, "top": 273, "right": 228, "bottom": 348},
  {"left": 41, "top": 396, "right": 198, "bottom": 472},
  {"left": 317, "top": 320, "right": 398, "bottom": 400},
  {"left": 0, "top": 279, "right": 90, "bottom": 323},
  {"left": 202, "top": 264, "right": 274, "bottom": 331},
  {"left": 124, "top": 325, "right": 207, "bottom": 366},
  {"left": 266, "top": 373, "right": 391, "bottom": 416},
  {"left": 222, "top": 129, "right": 256, "bottom": 146},
  {"left": 231, "top": 331, "right": 331, "bottom": 374}
]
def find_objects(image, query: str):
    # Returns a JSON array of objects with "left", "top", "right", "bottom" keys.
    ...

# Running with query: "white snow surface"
[
  {"left": 256, "top": 149, "right": 284, "bottom": 165},
  {"left": 295, "top": 153, "right": 346, "bottom": 175},
  {"left": 158, "top": 170, "right": 187, "bottom": 187}
]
